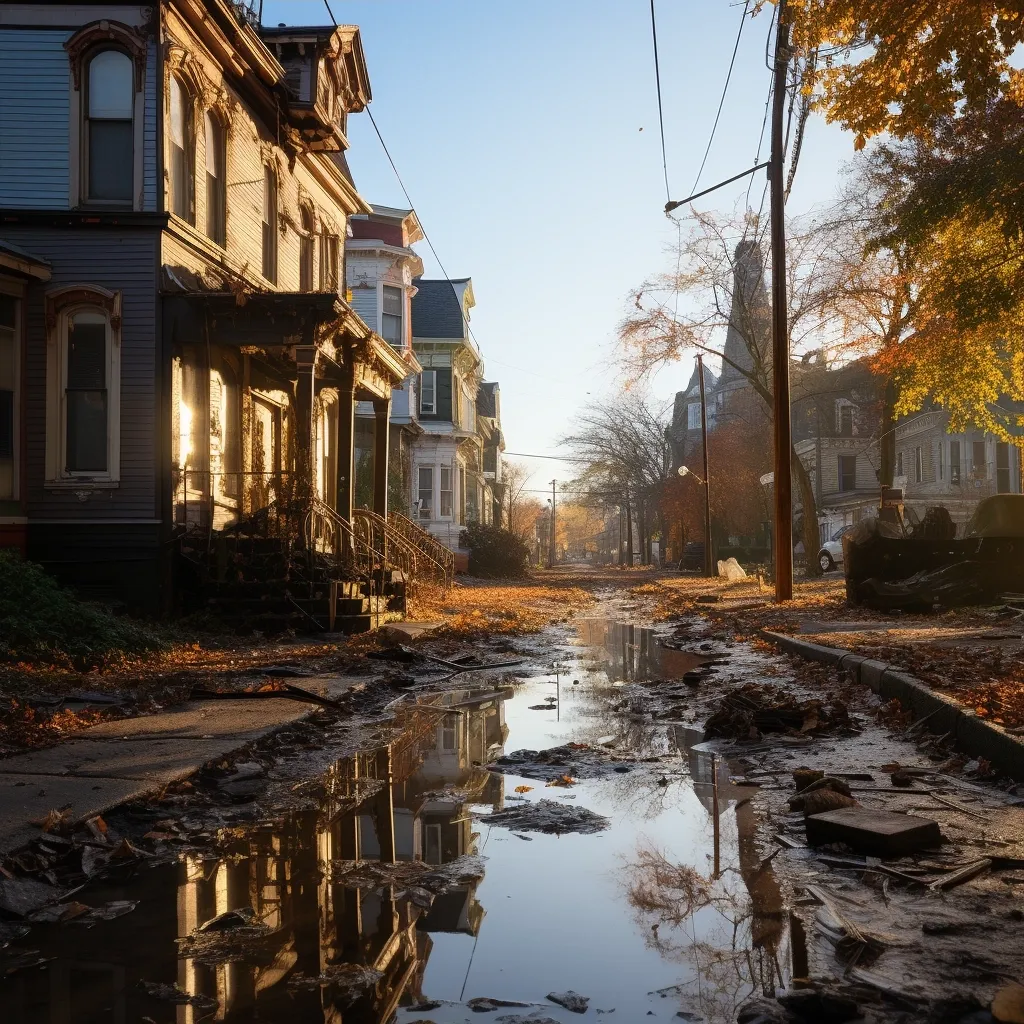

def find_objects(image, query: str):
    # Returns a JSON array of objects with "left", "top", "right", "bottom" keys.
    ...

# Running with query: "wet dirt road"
[{"left": 0, "top": 601, "right": 797, "bottom": 1024}]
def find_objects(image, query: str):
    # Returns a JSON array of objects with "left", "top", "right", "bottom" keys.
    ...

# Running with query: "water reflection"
[
  {"left": 0, "top": 687, "right": 509, "bottom": 1024},
  {"left": 577, "top": 619, "right": 710, "bottom": 682}
]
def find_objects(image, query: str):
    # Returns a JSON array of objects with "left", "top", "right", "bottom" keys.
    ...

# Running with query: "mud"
[{"left": 0, "top": 589, "right": 1020, "bottom": 1023}]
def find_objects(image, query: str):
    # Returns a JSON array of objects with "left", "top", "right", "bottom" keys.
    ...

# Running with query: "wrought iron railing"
[
  {"left": 353, "top": 508, "right": 451, "bottom": 589},
  {"left": 386, "top": 509, "right": 455, "bottom": 588}
]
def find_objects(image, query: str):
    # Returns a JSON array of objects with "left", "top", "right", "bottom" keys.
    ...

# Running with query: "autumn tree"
[
  {"left": 781, "top": 0, "right": 1024, "bottom": 441},
  {"left": 499, "top": 461, "right": 545, "bottom": 543}
]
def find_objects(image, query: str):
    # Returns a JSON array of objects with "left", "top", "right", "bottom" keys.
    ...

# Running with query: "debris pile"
[
  {"left": 331, "top": 854, "right": 486, "bottom": 910},
  {"left": 488, "top": 743, "right": 636, "bottom": 782},
  {"left": 703, "top": 683, "right": 858, "bottom": 741},
  {"left": 482, "top": 799, "right": 609, "bottom": 835}
]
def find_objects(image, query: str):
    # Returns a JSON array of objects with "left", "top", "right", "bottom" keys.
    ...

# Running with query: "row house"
[
  {"left": 410, "top": 278, "right": 504, "bottom": 565},
  {"left": 345, "top": 212, "right": 505, "bottom": 564},
  {"left": 0, "top": 0, "right": 443, "bottom": 623}
]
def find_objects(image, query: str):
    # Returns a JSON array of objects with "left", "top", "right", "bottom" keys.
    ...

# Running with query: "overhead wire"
[
  {"left": 364, "top": 106, "right": 486, "bottom": 359},
  {"left": 649, "top": 0, "right": 671, "bottom": 205},
  {"left": 689, "top": 0, "right": 752, "bottom": 196}
]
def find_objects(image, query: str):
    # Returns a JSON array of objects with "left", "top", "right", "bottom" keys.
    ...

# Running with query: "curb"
[{"left": 762, "top": 630, "right": 1024, "bottom": 783}]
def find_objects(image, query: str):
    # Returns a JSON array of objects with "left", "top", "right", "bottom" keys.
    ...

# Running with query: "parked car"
[
  {"left": 679, "top": 542, "right": 705, "bottom": 572},
  {"left": 817, "top": 525, "right": 854, "bottom": 572}
]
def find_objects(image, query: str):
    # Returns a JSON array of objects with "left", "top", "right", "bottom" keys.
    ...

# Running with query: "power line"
[
  {"left": 322, "top": 0, "right": 337, "bottom": 26},
  {"left": 689, "top": 0, "right": 752, "bottom": 196},
  {"left": 365, "top": 106, "right": 485, "bottom": 359},
  {"left": 504, "top": 451, "right": 589, "bottom": 462},
  {"left": 649, "top": 0, "right": 671, "bottom": 204}
]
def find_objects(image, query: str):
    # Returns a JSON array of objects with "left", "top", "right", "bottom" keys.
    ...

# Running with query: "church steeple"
[{"left": 719, "top": 239, "right": 770, "bottom": 388}]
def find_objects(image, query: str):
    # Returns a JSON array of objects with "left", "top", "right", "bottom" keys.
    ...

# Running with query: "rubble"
[
  {"left": 703, "top": 683, "right": 858, "bottom": 741},
  {"left": 546, "top": 990, "right": 590, "bottom": 1013},
  {"left": 482, "top": 799, "right": 609, "bottom": 835},
  {"left": 488, "top": 743, "right": 637, "bottom": 781},
  {"left": 287, "top": 964, "right": 383, "bottom": 999},
  {"left": 805, "top": 806, "right": 942, "bottom": 856}
]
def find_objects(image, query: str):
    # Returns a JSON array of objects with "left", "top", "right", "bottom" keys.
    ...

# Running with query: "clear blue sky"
[{"left": 263, "top": 0, "right": 859, "bottom": 491}]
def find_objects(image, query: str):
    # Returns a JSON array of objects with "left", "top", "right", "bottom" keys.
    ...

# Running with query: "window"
[
  {"left": 65, "top": 313, "right": 109, "bottom": 472},
  {"left": 417, "top": 466, "right": 433, "bottom": 519},
  {"left": 687, "top": 403, "right": 701, "bottom": 430},
  {"left": 299, "top": 207, "right": 315, "bottom": 292},
  {"left": 950, "top": 441, "right": 961, "bottom": 484},
  {"left": 997, "top": 442, "right": 1012, "bottom": 493},
  {"left": 419, "top": 370, "right": 436, "bottom": 415},
  {"left": 169, "top": 76, "right": 194, "bottom": 222},
  {"left": 204, "top": 112, "right": 226, "bottom": 245},
  {"left": 382, "top": 285, "right": 403, "bottom": 347},
  {"left": 896, "top": 451, "right": 904, "bottom": 478},
  {"left": 0, "top": 296, "right": 16, "bottom": 500},
  {"left": 938, "top": 441, "right": 944, "bottom": 482},
  {"left": 45, "top": 288, "right": 121, "bottom": 486},
  {"left": 440, "top": 465, "right": 453, "bottom": 518},
  {"left": 972, "top": 440, "right": 987, "bottom": 479},
  {"left": 85, "top": 50, "right": 134, "bottom": 203},
  {"left": 318, "top": 232, "right": 338, "bottom": 292},
  {"left": 914, "top": 445, "right": 923, "bottom": 483},
  {"left": 261, "top": 165, "right": 278, "bottom": 283},
  {"left": 838, "top": 454, "right": 857, "bottom": 492},
  {"left": 838, "top": 404, "right": 854, "bottom": 437}
]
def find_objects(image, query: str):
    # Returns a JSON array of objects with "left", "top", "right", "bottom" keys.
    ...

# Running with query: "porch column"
[
  {"left": 295, "top": 344, "right": 316, "bottom": 503},
  {"left": 373, "top": 396, "right": 391, "bottom": 518},
  {"left": 336, "top": 367, "right": 356, "bottom": 523}
]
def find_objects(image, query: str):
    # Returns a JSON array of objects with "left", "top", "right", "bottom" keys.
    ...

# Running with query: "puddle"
[{"left": 0, "top": 617, "right": 801, "bottom": 1023}]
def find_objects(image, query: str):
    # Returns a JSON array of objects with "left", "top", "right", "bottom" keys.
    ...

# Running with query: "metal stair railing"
[
  {"left": 305, "top": 498, "right": 385, "bottom": 580},
  {"left": 352, "top": 508, "right": 449, "bottom": 588},
  {"left": 386, "top": 510, "right": 455, "bottom": 588}
]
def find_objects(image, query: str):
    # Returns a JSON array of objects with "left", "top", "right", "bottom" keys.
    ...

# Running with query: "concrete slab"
[
  {"left": 83, "top": 698, "right": 308, "bottom": 740},
  {"left": 0, "top": 737, "right": 231, "bottom": 783},
  {"left": 0, "top": 774, "right": 144, "bottom": 855},
  {"left": 378, "top": 621, "right": 442, "bottom": 642},
  {"left": 806, "top": 806, "right": 942, "bottom": 857}
]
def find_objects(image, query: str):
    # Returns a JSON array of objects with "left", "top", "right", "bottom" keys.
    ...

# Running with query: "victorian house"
[
  {"left": 409, "top": 278, "right": 503, "bottom": 567},
  {"left": 0, "top": 0, "right": 446, "bottom": 625}
]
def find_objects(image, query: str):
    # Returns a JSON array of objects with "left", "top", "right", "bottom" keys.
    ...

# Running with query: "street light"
[
  {"left": 677, "top": 465, "right": 706, "bottom": 486},
  {"left": 678, "top": 465, "right": 713, "bottom": 577}
]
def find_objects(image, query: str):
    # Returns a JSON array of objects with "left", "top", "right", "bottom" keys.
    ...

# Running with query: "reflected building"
[
  {"left": 579, "top": 619, "right": 708, "bottom": 683},
  {"left": 0, "top": 689, "right": 508, "bottom": 1024}
]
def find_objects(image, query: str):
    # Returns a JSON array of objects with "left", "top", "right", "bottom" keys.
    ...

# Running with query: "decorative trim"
[
  {"left": 45, "top": 284, "right": 120, "bottom": 332},
  {"left": 65, "top": 20, "right": 147, "bottom": 92}
]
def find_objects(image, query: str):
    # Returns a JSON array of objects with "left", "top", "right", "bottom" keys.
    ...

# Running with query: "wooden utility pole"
[
  {"left": 697, "top": 354, "right": 713, "bottom": 577},
  {"left": 548, "top": 479, "right": 557, "bottom": 568},
  {"left": 770, "top": 0, "right": 794, "bottom": 602}
]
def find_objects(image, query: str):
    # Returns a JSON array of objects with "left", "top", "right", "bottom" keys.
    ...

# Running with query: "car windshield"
[{"left": 831, "top": 526, "right": 849, "bottom": 541}]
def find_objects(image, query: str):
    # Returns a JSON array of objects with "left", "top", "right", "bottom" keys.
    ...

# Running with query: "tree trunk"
[
  {"left": 879, "top": 376, "right": 897, "bottom": 488},
  {"left": 791, "top": 446, "right": 822, "bottom": 578},
  {"left": 625, "top": 495, "right": 634, "bottom": 566}
]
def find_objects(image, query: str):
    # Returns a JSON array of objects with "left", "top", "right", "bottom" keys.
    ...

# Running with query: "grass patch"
[{"left": 0, "top": 552, "right": 164, "bottom": 670}]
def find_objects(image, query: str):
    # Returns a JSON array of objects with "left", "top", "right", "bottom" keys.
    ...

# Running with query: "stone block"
[{"left": 805, "top": 807, "right": 941, "bottom": 857}]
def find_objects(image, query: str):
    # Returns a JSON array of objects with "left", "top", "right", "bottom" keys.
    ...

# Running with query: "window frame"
[
  {"left": 169, "top": 74, "right": 196, "bottom": 224},
  {"left": 417, "top": 465, "right": 433, "bottom": 519},
  {"left": 82, "top": 48, "right": 137, "bottom": 208},
  {"left": 261, "top": 164, "right": 278, "bottom": 284},
  {"left": 318, "top": 231, "right": 339, "bottom": 293},
  {"left": 419, "top": 369, "right": 436, "bottom": 415},
  {"left": 298, "top": 206, "right": 315, "bottom": 292},
  {"left": 938, "top": 440, "right": 944, "bottom": 482},
  {"left": 44, "top": 286, "right": 122, "bottom": 488},
  {"left": 914, "top": 445, "right": 923, "bottom": 483},
  {"left": 381, "top": 284, "right": 403, "bottom": 348},
  {"left": 687, "top": 403, "right": 701, "bottom": 430},
  {"left": 439, "top": 464, "right": 453, "bottom": 519},
  {"left": 204, "top": 110, "right": 227, "bottom": 246},
  {"left": 837, "top": 454, "right": 857, "bottom": 493},
  {"left": 950, "top": 440, "right": 961, "bottom": 484}
]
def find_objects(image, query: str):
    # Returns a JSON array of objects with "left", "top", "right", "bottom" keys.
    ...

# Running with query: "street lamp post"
[
  {"left": 548, "top": 480, "right": 557, "bottom": 569},
  {"left": 679, "top": 465, "right": 713, "bottom": 577}
]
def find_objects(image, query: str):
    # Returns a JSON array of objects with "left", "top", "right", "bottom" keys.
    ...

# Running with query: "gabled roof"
[
  {"left": 0, "top": 238, "right": 51, "bottom": 281},
  {"left": 412, "top": 278, "right": 473, "bottom": 339}
]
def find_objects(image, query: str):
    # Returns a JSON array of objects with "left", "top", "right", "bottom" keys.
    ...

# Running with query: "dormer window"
[{"left": 85, "top": 50, "right": 134, "bottom": 203}]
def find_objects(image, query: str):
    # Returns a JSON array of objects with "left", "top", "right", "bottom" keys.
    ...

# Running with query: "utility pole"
[
  {"left": 770, "top": 0, "right": 794, "bottom": 602},
  {"left": 697, "top": 354, "right": 713, "bottom": 577},
  {"left": 548, "top": 480, "right": 557, "bottom": 568}
]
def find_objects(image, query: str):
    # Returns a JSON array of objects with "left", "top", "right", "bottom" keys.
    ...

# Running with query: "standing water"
[{"left": 0, "top": 617, "right": 800, "bottom": 1023}]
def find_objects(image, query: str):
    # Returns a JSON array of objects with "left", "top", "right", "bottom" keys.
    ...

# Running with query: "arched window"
[
  {"left": 299, "top": 206, "right": 315, "bottom": 292},
  {"left": 262, "top": 165, "right": 278, "bottom": 284},
  {"left": 85, "top": 50, "right": 133, "bottom": 203},
  {"left": 169, "top": 75, "right": 195, "bottom": 223},
  {"left": 204, "top": 112, "right": 226, "bottom": 245}
]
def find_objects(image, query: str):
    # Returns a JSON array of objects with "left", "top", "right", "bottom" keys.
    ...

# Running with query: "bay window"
[
  {"left": 419, "top": 370, "right": 436, "bottom": 415},
  {"left": 382, "top": 285, "right": 403, "bottom": 347}
]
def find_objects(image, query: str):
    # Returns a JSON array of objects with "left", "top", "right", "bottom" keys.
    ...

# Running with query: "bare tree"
[
  {"left": 619, "top": 207, "right": 854, "bottom": 575},
  {"left": 499, "top": 461, "right": 541, "bottom": 542},
  {"left": 561, "top": 393, "right": 672, "bottom": 565}
]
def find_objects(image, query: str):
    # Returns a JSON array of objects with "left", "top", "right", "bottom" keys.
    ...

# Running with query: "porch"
[{"left": 162, "top": 291, "right": 453, "bottom": 631}]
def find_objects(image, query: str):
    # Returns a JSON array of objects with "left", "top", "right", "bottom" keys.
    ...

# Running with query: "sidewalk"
[{"left": 0, "top": 674, "right": 362, "bottom": 855}]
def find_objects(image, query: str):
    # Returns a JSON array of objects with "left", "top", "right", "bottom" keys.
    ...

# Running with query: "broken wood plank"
[{"left": 929, "top": 858, "right": 992, "bottom": 891}]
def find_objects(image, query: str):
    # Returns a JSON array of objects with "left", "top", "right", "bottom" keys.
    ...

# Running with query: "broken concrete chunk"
[
  {"left": 805, "top": 807, "right": 941, "bottom": 857},
  {"left": 0, "top": 877, "right": 61, "bottom": 917},
  {"left": 547, "top": 990, "right": 589, "bottom": 1013}
]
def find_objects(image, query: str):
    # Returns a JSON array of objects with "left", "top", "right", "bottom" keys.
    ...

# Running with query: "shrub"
[
  {"left": 0, "top": 552, "right": 163, "bottom": 669},
  {"left": 461, "top": 523, "right": 530, "bottom": 579}
]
